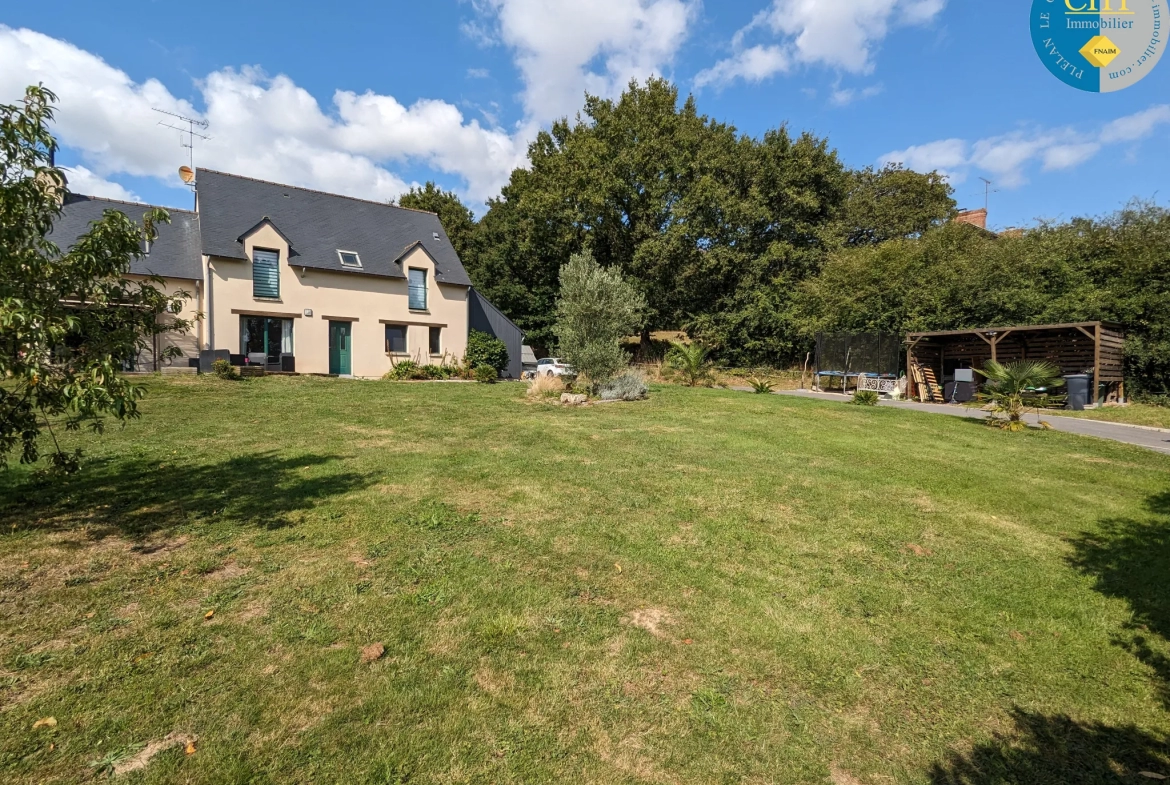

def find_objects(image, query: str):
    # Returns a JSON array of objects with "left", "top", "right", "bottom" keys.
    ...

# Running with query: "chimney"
[{"left": 954, "top": 208, "right": 988, "bottom": 230}]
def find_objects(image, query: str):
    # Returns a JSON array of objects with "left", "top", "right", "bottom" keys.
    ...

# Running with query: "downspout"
[
  {"left": 195, "top": 279, "right": 204, "bottom": 351},
  {"left": 207, "top": 259, "right": 215, "bottom": 351}
]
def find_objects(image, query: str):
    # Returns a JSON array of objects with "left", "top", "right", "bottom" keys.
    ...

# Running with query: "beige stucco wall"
[
  {"left": 126, "top": 274, "right": 202, "bottom": 372},
  {"left": 206, "top": 224, "right": 469, "bottom": 377}
]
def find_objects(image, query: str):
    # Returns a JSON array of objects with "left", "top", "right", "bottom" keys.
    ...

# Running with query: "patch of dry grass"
[{"left": 525, "top": 373, "right": 566, "bottom": 399}]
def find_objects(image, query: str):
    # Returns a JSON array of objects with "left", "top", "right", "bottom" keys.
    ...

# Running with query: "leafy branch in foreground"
[{"left": 0, "top": 84, "right": 192, "bottom": 471}]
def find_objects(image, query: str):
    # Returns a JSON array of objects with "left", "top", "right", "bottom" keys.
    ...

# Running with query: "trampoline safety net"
[{"left": 815, "top": 333, "right": 902, "bottom": 376}]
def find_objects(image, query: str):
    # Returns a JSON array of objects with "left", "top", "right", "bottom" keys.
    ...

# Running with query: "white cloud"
[
  {"left": 696, "top": 0, "right": 946, "bottom": 88},
  {"left": 0, "top": 26, "right": 528, "bottom": 207},
  {"left": 62, "top": 166, "right": 140, "bottom": 202},
  {"left": 693, "top": 45, "right": 789, "bottom": 89},
  {"left": 1041, "top": 142, "right": 1101, "bottom": 172},
  {"left": 469, "top": 0, "right": 698, "bottom": 122},
  {"left": 880, "top": 104, "right": 1170, "bottom": 189},
  {"left": 880, "top": 138, "right": 968, "bottom": 182},
  {"left": 1100, "top": 104, "right": 1170, "bottom": 143},
  {"left": 467, "top": 68, "right": 491, "bottom": 79},
  {"left": 830, "top": 84, "right": 884, "bottom": 107}
]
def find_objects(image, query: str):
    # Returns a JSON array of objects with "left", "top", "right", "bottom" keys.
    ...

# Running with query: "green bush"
[
  {"left": 384, "top": 361, "right": 456, "bottom": 381},
  {"left": 211, "top": 359, "right": 238, "bottom": 380},
  {"left": 383, "top": 360, "right": 421, "bottom": 380},
  {"left": 599, "top": 370, "right": 649, "bottom": 401},
  {"left": 664, "top": 341, "right": 716, "bottom": 387},
  {"left": 748, "top": 377, "right": 776, "bottom": 394},
  {"left": 465, "top": 330, "right": 509, "bottom": 374},
  {"left": 1134, "top": 392, "right": 1170, "bottom": 408},
  {"left": 473, "top": 364, "right": 498, "bottom": 384},
  {"left": 851, "top": 390, "right": 880, "bottom": 406}
]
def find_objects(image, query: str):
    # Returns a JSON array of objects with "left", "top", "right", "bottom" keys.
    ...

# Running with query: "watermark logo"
[{"left": 1031, "top": 0, "right": 1164, "bottom": 91}]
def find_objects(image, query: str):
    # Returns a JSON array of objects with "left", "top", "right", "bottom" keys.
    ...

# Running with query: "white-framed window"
[
  {"left": 408, "top": 268, "right": 428, "bottom": 310},
  {"left": 337, "top": 250, "right": 362, "bottom": 268},
  {"left": 429, "top": 326, "right": 441, "bottom": 355}
]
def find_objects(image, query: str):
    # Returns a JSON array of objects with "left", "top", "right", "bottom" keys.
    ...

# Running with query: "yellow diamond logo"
[{"left": 1080, "top": 35, "right": 1121, "bottom": 68}]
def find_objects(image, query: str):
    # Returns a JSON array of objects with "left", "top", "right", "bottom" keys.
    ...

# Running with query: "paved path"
[{"left": 771, "top": 389, "right": 1170, "bottom": 457}]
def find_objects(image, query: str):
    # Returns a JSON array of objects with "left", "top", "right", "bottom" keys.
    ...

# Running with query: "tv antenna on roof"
[
  {"left": 152, "top": 108, "right": 210, "bottom": 183},
  {"left": 978, "top": 177, "right": 998, "bottom": 212}
]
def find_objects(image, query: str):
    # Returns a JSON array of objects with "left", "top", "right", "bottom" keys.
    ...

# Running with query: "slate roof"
[
  {"left": 195, "top": 169, "right": 473, "bottom": 286},
  {"left": 50, "top": 195, "right": 203, "bottom": 280}
]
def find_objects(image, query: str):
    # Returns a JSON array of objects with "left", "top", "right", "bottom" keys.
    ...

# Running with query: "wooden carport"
[{"left": 905, "top": 322, "right": 1125, "bottom": 405}]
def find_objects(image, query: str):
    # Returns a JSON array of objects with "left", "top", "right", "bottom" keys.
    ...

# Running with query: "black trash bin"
[{"left": 1064, "top": 373, "right": 1091, "bottom": 411}]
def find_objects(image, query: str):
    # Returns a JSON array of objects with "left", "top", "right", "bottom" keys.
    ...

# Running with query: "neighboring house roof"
[
  {"left": 50, "top": 194, "right": 203, "bottom": 281},
  {"left": 195, "top": 169, "right": 473, "bottom": 286}
]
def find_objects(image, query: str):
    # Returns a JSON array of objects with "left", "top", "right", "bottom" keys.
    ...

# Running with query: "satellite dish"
[{"left": 178, "top": 166, "right": 195, "bottom": 184}]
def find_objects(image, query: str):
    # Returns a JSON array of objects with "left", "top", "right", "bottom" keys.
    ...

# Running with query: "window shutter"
[
  {"left": 408, "top": 269, "right": 427, "bottom": 310},
  {"left": 253, "top": 249, "right": 280, "bottom": 299}
]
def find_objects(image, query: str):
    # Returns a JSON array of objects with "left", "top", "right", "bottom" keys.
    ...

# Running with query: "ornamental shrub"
[
  {"left": 473, "top": 364, "right": 498, "bottom": 384},
  {"left": 851, "top": 390, "right": 880, "bottom": 406},
  {"left": 212, "top": 359, "right": 238, "bottom": 380},
  {"left": 553, "top": 252, "right": 646, "bottom": 391},
  {"left": 526, "top": 373, "right": 565, "bottom": 399},
  {"left": 384, "top": 361, "right": 457, "bottom": 381},
  {"left": 383, "top": 360, "right": 421, "bottom": 380},
  {"left": 465, "top": 330, "right": 509, "bottom": 374},
  {"left": 598, "top": 370, "right": 649, "bottom": 401}
]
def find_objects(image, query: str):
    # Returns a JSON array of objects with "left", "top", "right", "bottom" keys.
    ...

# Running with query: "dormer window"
[{"left": 337, "top": 250, "right": 362, "bottom": 268}]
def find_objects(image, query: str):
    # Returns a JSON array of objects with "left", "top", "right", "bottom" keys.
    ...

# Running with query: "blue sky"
[{"left": 1, "top": 0, "right": 1167, "bottom": 230}]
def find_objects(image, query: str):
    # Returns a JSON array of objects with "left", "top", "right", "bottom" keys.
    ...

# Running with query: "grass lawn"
[
  {"left": 2, "top": 376, "right": 1170, "bottom": 784},
  {"left": 1053, "top": 403, "right": 1170, "bottom": 431}
]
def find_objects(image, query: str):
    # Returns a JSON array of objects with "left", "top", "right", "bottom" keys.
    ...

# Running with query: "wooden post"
[
  {"left": 1093, "top": 323, "right": 1101, "bottom": 407},
  {"left": 906, "top": 338, "right": 921, "bottom": 401},
  {"left": 975, "top": 331, "right": 995, "bottom": 365}
]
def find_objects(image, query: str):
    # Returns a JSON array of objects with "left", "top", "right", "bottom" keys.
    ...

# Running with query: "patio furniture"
[{"left": 856, "top": 375, "right": 899, "bottom": 396}]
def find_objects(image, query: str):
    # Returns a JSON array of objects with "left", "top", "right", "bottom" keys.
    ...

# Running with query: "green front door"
[{"left": 328, "top": 321, "right": 352, "bottom": 375}]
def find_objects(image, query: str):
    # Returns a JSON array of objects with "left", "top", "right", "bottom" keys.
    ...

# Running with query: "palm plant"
[
  {"left": 974, "top": 360, "right": 1065, "bottom": 431},
  {"left": 748, "top": 377, "right": 776, "bottom": 394},
  {"left": 664, "top": 341, "right": 716, "bottom": 387}
]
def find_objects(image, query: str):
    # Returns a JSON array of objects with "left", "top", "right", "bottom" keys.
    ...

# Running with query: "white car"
[{"left": 537, "top": 357, "right": 574, "bottom": 377}]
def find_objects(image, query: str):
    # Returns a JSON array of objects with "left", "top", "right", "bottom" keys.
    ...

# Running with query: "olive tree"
[
  {"left": 1, "top": 85, "right": 192, "bottom": 471},
  {"left": 553, "top": 252, "right": 646, "bottom": 390}
]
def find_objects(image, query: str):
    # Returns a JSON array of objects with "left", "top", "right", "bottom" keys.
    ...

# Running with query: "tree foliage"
[
  {"left": 553, "top": 252, "right": 646, "bottom": 388},
  {"left": 396, "top": 77, "right": 1170, "bottom": 394},
  {"left": 795, "top": 203, "right": 1170, "bottom": 394},
  {"left": 396, "top": 182, "right": 478, "bottom": 267},
  {"left": 414, "top": 78, "right": 953, "bottom": 363},
  {"left": 842, "top": 164, "right": 958, "bottom": 246},
  {"left": 0, "top": 85, "right": 191, "bottom": 471}
]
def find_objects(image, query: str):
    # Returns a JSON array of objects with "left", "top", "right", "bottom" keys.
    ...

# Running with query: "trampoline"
[{"left": 815, "top": 333, "right": 903, "bottom": 394}]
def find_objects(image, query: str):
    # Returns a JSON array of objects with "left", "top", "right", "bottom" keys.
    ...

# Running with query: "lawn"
[
  {"left": 2, "top": 376, "right": 1169, "bottom": 784},
  {"left": 1054, "top": 403, "right": 1170, "bottom": 431}
]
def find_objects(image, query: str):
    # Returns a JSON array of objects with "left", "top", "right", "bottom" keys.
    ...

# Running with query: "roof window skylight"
[{"left": 337, "top": 250, "right": 362, "bottom": 268}]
